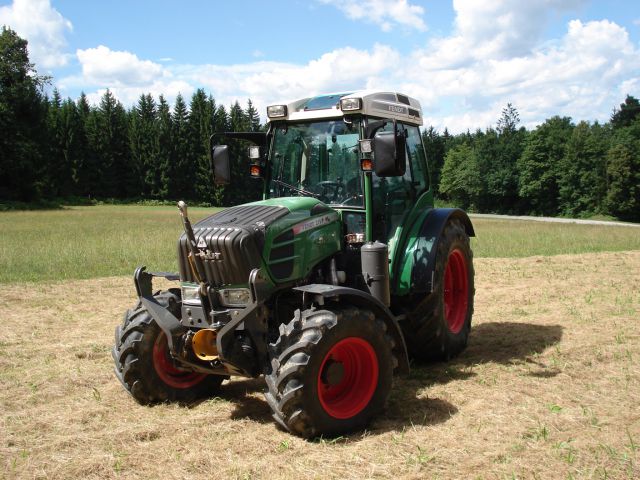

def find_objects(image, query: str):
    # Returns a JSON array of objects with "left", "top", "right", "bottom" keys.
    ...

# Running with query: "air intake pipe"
[{"left": 361, "top": 241, "right": 391, "bottom": 306}]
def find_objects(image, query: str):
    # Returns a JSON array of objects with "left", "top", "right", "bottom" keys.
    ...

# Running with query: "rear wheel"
[
  {"left": 403, "top": 219, "right": 475, "bottom": 361},
  {"left": 264, "top": 307, "right": 394, "bottom": 438},
  {"left": 112, "top": 289, "right": 224, "bottom": 403}
]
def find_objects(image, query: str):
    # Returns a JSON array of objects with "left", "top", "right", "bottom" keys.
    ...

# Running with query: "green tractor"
[{"left": 113, "top": 91, "right": 475, "bottom": 438}]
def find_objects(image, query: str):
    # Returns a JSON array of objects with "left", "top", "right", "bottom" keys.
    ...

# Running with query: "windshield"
[{"left": 269, "top": 120, "right": 363, "bottom": 207}]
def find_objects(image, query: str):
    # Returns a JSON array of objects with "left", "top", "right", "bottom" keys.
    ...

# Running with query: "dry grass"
[{"left": 1, "top": 251, "right": 639, "bottom": 479}]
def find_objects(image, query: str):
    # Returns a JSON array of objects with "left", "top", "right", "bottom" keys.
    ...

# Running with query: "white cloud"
[
  {"left": 0, "top": 0, "right": 72, "bottom": 69},
  {"left": 63, "top": 46, "right": 192, "bottom": 106},
  {"left": 406, "top": 15, "right": 640, "bottom": 132},
  {"left": 423, "top": 0, "right": 588, "bottom": 67},
  {"left": 76, "top": 46, "right": 165, "bottom": 86},
  {"left": 319, "top": 0, "right": 426, "bottom": 32},
  {"left": 167, "top": 44, "right": 400, "bottom": 117}
]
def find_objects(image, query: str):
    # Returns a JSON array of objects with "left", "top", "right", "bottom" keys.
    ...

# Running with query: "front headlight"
[
  {"left": 181, "top": 282, "right": 201, "bottom": 305},
  {"left": 340, "top": 98, "right": 362, "bottom": 111},
  {"left": 218, "top": 288, "right": 251, "bottom": 307},
  {"left": 267, "top": 105, "right": 287, "bottom": 118}
]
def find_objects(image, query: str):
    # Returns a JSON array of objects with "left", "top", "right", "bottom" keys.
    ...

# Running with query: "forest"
[{"left": 1, "top": 27, "right": 639, "bottom": 220}]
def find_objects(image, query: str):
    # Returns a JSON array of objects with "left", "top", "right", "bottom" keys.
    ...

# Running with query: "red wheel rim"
[
  {"left": 152, "top": 332, "right": 207, "bottom": 389},
  {"left": 443, "top": 249, "right": 469, "bottom": 334},
  {"left": 317, "top": 337, "right": 379, "bottom": 419}
]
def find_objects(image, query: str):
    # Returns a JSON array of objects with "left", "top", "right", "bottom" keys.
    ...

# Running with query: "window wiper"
[{"left": 272, "top": 178, "right": 319, "bottom": 198}]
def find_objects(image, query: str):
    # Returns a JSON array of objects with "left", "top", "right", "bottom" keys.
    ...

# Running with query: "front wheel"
[
  {"left": 264, "top": 307, "right": 394, "bottom": 438},
  {"left": 403, "top": 219, "right": 475, "bottom": 362},
  {"left": 112, "top": 289, "right": 224, "bottom": 403}
]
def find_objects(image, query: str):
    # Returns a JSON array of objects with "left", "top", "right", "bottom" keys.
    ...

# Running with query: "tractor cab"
[{"left": 212, "top": 91, "right": 433, "bottom": 273}]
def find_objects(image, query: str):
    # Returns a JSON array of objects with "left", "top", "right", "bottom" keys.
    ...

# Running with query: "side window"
[{"left": 406, "top": 126, "right": 429, "bottom": 193}]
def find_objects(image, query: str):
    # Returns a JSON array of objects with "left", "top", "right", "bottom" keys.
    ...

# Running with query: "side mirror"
[
  {"left": 211, "top": 145, "right": 231, "bottom": 185},
  {"left": 372, "top": 126, "right": 406, "bottom": 177}
]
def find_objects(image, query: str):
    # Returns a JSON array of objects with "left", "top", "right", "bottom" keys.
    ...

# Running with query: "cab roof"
[{"left": 267, "top": 90, "right": 423, "bottom": 126}]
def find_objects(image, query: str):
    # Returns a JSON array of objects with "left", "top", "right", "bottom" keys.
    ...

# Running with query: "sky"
[{"left": 1, "top": 0, "right": 639, "bottom": 133}]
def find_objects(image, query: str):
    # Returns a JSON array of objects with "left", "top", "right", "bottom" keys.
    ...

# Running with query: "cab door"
[{"left": 372, "top": 123, "right": 429, "bottom": 243}]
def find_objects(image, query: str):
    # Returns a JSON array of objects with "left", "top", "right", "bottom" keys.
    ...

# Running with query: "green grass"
[
  {"left": 471, "top": 218, "right": 640, "bottom": 258},
  {"left": 0, "top": 205, "right": 638, "bottom": 283},
  {"left": 0, "top": 205, "right": 218, "bottom": 283}
]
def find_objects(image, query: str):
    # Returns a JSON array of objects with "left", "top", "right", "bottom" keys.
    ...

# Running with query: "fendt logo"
[{"left": 388, "top": 105, "right": 406, "bottom": 114}]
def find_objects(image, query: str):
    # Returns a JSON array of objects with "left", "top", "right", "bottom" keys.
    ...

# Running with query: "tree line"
[
  {"left": 427, "top": 100, "right": 640, "bottom": 221},
  {"left": 1, "top": 27, "right": 639, "bottom": 220}
]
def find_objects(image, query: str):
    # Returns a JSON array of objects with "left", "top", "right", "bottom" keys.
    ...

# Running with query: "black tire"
[
  {"left": 112, "top": 289, "right": 224, "bottom": 403},
  {"left": 403, "top": 219, "right": 475, "bottom": 362},
  {"left": 264, "top": 306, "right": 395, "bottom": 438}
]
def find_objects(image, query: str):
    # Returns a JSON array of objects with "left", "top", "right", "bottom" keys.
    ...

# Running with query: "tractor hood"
[{"left": 177, "top": 197, "right": 342, "bottom": 286}]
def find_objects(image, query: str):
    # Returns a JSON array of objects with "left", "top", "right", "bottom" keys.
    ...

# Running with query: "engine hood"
[{"left": 178, "top": 197, "right": 342, "bottom": 286}]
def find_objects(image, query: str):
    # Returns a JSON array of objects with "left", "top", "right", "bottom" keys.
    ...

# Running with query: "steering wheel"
[
  {"left": 314, "top": 181, "right": 347, "bottom": 203},
  {"left": 340, "top": 194, "right": 364, "bottom": 206}
]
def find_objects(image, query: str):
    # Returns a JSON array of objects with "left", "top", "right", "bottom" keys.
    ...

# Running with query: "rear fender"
[
  {"left": 393, "top": 208, "right": 474, "bottom": 296},
  {"left": 293, "top": 284, "right": 410, "bottom": 374}
]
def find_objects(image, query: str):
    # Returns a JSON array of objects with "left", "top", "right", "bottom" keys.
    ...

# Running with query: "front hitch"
[
  {"left": 133, "top": 265, "right": 270, "bottom": 378},
  {"left": 133, "top": 266, "right": 184, "bottom": 352}
]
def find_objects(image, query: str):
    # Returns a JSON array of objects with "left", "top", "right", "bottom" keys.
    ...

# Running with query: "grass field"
[
  {"left": 1, "top": 252, "right": 638, "bottom": 479},
  {"left": 1, "top": 205, "right": 639, "bottom": 283},
  {"left": 1, "top": 205, "right": 639, "bottom": 479}
]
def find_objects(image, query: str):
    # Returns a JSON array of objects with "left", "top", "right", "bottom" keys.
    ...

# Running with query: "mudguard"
[
  {"left": 293, "top": 284, "right": 410, "bottom": 374},
  {"left": 393, "top": 208, "right": 474, "bottom": 295}
]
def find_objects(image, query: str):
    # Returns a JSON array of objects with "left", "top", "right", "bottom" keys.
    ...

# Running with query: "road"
[{"left": 469, "top": 213, "right": 640, "bottom": 228}]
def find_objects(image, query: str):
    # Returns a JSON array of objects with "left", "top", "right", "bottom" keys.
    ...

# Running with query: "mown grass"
[
  {"left": 2, "top": 252, "right": 639, "bottom": 479},
  {"left": 0, "top": 205, "right": 638, "bottom": 283}
]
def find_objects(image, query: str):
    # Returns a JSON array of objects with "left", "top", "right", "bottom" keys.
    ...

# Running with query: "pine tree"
[
  {"left": 169, "top": 93, "right": 192, "bottom": 199},
  {"left": 156, "top": 95, "right": 172, "bottom": 198},
  {"left": 0, "top": 27, "right": 48, "bottom": 200},
  {"left": 92, "top": 90, "right": 133, "bottom": 198},
  {"left": 246, "top": 99, "right": 261, "bottom": 132},
  {"left": 46, "top": 89, "right": 78, "bottom": 197},
  {"left": 491, "top": 104, "right": 525, "bottom": 213},
  {"left": 497, "top": 103, "right": 520, "bottom": 135},
  {"left": 189, "top": 89, "right": 215, "bottom": 202},
  {"left": 80, "top": 94, "right": 104, "bottom": 197},
  {"left": 130, "top": 93, "right": 160, "bottom": 197}
]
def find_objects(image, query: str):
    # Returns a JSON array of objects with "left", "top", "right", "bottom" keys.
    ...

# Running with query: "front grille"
[{"left": 178, "top": 205, "right": 288, "bottom": 286}]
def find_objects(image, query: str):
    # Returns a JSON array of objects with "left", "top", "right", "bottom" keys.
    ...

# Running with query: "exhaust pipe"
[{"left": 192, "top": 329, "right": 219, "bottom": 361}]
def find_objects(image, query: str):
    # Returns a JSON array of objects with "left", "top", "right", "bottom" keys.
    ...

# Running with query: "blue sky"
[{"left": 1, "top": 0, "right": 639, "bottom": 132}]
